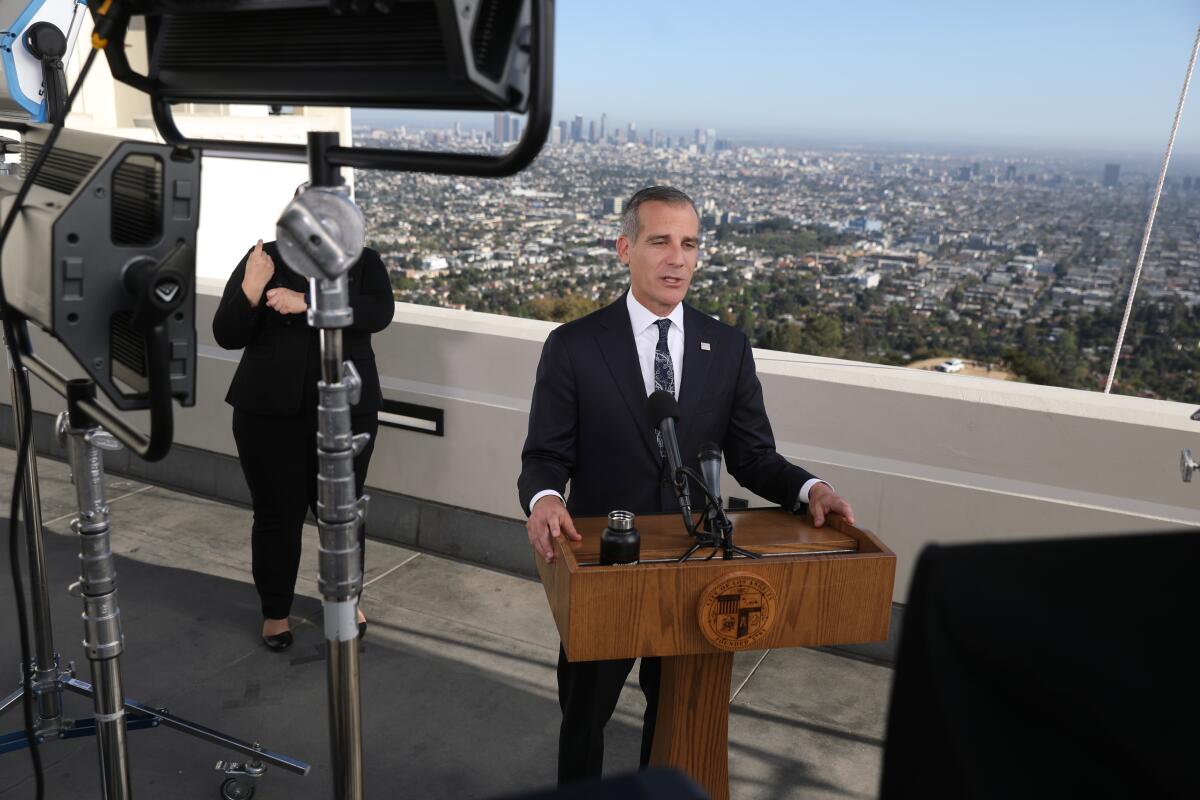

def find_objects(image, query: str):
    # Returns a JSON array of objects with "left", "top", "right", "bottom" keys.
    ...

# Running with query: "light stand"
[
  {"left": 1, "top": 340, "right": 311, "bottom": 798},
  {"left": 275, "top": 130, "right": 369, "bottom": 800},
  {"left": 61, "top": 378, "right": 133, "bottom": 796},
  {"left": 4, "top": 343, "right": 60, "bottom": 729}
]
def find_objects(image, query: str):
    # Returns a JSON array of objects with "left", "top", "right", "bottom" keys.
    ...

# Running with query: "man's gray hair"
[{"left": 619, "top": 186, "right": 698, "bottom": 241}]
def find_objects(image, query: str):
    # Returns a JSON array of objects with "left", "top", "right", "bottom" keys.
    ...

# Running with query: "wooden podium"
[{"left": 535, "top": 508, "right": 895, "bottom": 800}]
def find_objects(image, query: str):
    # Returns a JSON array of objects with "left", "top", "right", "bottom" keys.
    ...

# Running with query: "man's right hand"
[
  {"left": 527, "top": 495, "right": 580, "bottom": 564},
  {"left": 242, "top": 239, "right": 275, "bottom": 307}
]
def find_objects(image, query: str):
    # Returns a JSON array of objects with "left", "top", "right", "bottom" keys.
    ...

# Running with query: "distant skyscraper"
[
  {"left": 493, "top": 112, "right": 506, "bottom": 144},
  {"left": 1103, "top": 163, "right": 1120, "bottom": 187},
  {"left": 1005, "top": 164, "right": 1017, "bottom": 181},
  {"left": 957, "top": 166, "right": 971, "bottom": 182},
  {"left": 557, "top": 120, "right": 568, "bottom": 144},
  {"left": 571, "top": 114, "right": 583, "bottom": 143},
  {"left": 510, "top": 117, "right": 521, "bottom": 142},
  {"left": 971, "top": 161, "right": 981, "bottom": 176},
  {"left": 600, "top": 112, "right": 607, "bottom": 142},
  {"left": 549, "top": 125, "right": 561, "bottom": 145},
  {"left": 627, "top": 122, "right": 637, "bottom": 145},
  {"left": 602, "top": 197, "right": 624, "bottom": 215},
  {"left": 704, "top": 128, "right": 717, "bottom": 155},
  {"left": 648, "top": 128, "right": 656, "bottom": 148},
  {"left": 694, "top": 128, "right": 704, "bottom": 147},
  {"left": 588, "top": 119, "right": 597, "bottom": 143}
]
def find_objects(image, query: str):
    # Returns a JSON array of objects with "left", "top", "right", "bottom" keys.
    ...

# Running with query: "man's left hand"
[
  {"left": 265, "top": 287, "right": 307, "bottom": 315},
  {"left": 808, "top": 482, "right": 855, "bottom": 528}
]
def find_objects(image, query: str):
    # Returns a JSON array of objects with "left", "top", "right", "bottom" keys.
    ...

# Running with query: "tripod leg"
[
  {"left": 0, "top": 686, "right": 24, "bottom": 716},
  {"left": 678, "top": 540, "right": 704, "bottom": 563}
]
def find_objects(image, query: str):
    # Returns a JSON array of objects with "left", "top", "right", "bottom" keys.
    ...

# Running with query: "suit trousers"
[
  {"left": 232, "top": 407, "right": 378, "bottom": 619},
  {"left": 557, "top": 646, "right": 661, "bottom": 784}
]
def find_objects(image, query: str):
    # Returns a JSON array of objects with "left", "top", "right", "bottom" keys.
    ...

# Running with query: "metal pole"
[
  {"left": 279, "top": 130, "right": 368, "bottom": 800},
  {"left": 60, "top": 379, "right": 131, "bottom": 800},
  {"left": 317, "top": 321, "right": 364, "bottom": 800},
  {"left": 327, "top": 633, "right": 363, "bottom": 799},
  {"left": 4, "top": 344, "right": 61, "bottom": 726}
]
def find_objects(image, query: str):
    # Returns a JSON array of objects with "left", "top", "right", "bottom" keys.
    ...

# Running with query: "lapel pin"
[{"left": 701, "top": 342, "right": 711, "bottom": 351}]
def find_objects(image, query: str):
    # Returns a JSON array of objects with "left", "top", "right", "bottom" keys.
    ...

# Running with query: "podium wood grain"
[
  {"left": 534, "top": 508, "right": 895, "bottom": 800},
  {"left": 536, "top": 509, "right": 894, "bottom": 661},
  {"left": 650, "top": 652, "right": 734, "bottom": 799}
]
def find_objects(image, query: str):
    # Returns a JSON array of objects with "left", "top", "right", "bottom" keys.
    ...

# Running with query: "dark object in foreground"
[
  {"left": 496, "top": 768, "right": 707, "bottom": 799},
  {"left": 881, "top": 530, "right": 1200, "bottom": 799}
]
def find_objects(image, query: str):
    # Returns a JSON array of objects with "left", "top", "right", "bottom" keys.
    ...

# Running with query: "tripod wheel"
[{"left": 220, "top": 777, "right": 255, "bottom": 800}]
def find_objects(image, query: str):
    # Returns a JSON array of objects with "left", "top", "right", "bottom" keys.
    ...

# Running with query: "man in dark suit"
[{"left": 518, "top": 186, "right": 854, "bottom": 783}]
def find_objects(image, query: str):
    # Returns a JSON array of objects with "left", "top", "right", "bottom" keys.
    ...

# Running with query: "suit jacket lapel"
[
  {"left": 677, "top": 304, "right": 714, "bottom": 435},
  {"left": 596, "top": 294, "right": 660, "bottom": 462}
]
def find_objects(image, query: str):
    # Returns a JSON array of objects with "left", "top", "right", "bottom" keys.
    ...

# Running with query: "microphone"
[
  {"left": 698, "top": 442, "right": 722, "bottom": 528},
  {"left": 647, "top": 390, "right": 692, "bottom": 528}
]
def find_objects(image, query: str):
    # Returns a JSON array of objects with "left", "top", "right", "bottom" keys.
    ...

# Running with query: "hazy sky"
[
  {"left": 353, "top": 2, "right": 1200, "bottom": 160},
  {"left": 551, "top": 1, "right": 1199, "bottom": 154}
]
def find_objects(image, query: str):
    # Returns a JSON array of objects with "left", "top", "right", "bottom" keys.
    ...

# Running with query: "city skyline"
[
  {"left": 359, "top": 1, "right": 1199, "bottom": 158},
  {"left": 352, "top": 109, "right": 1200, "bottom": 176},
  {"left": 351, "top": 121, "right": 1200, "bottom": 402}
]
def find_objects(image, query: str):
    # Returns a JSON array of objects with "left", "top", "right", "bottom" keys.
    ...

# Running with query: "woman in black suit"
[{"left": 213, "top": 239, "right": 395, "bottom": 650}]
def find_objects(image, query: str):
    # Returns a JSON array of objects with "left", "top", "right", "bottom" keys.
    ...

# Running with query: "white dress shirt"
[
  {"left": 626, "top": 290, "right": 685, "bottom": 399},
  {"left": 529, "top": 291, "right": 827, "bottom": 513}
]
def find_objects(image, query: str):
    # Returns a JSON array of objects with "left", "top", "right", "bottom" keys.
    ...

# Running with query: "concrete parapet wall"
[{"left": 13, "top": 279, "right": 1200, "bottom": 607}]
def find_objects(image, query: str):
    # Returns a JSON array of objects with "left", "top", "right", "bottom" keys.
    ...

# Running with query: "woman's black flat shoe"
[
  {"left": 262, "top": 630, "right": 294, "bottom": 652},
  {"left": 358, "top": 621, "right": 367, "bottom": 640}
]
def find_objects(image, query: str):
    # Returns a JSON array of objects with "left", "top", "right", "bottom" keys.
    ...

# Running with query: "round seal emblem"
[{"left": 698, "top": 572, "right": 777, "bottom": 651}]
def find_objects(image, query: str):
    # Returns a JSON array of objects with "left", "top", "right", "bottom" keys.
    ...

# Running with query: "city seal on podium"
[{"left": 698, "top": 572, "right": 778, "bottom": 650}]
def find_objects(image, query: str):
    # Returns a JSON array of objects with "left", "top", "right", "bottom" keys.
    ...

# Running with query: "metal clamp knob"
[
  {"left": 85, "top": 429, "right": 122, "bottom": 451},
  {"left": 1182, "top": 448, "right": 1198, "bottom": 483},
  {"left": 343, "top": 360, "right": 362, "bottom": 406},
  {"left": 215, "top": 760, "right": 266, "bottom": 778},
  {"left": 275, "top": 185, "right": 364, "bottom": 281}
]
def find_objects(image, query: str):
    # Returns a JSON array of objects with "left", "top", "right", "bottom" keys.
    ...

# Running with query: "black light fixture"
[{"left": 102, "top": 0, "right": 554, "bottom": 175}]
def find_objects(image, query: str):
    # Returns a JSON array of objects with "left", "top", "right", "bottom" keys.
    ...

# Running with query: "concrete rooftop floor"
[{"left": 0, "top": 445, "right": 892, "bottom": 799}]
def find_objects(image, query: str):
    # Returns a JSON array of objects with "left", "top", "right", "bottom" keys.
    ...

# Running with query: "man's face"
[{"left": 617, "top": 200, "right": 700, "bottom": 317}]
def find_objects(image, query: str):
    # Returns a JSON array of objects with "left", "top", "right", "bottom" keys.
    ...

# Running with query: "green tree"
[{"left": 519, "top": 293, "right": 603, "bottom": 323}]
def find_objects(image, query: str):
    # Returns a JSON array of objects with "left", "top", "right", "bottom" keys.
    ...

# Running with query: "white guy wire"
[{"left": 1104, "top": 25, "right": 1200, "bottom": 393}]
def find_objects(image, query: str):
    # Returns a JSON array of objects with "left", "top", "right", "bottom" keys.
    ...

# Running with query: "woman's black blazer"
[{"left": 212, "top": 241, "right": 396, "bottom": 416}]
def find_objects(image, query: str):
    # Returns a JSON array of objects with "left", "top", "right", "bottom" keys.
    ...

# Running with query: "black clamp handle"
[
  {"left": 122, "top": 242, "right": 190, "bottom": 333},
  {"left": 22, "top": 22, "right": 68, "bottom": 125}
]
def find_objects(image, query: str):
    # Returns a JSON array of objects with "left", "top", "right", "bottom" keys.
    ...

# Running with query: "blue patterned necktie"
[
  {"left": 654, "top": 319, "right": 674, "bottom": 456},
  {"left": 654, "top": 319, "right": 675, "bottom": 394}
]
